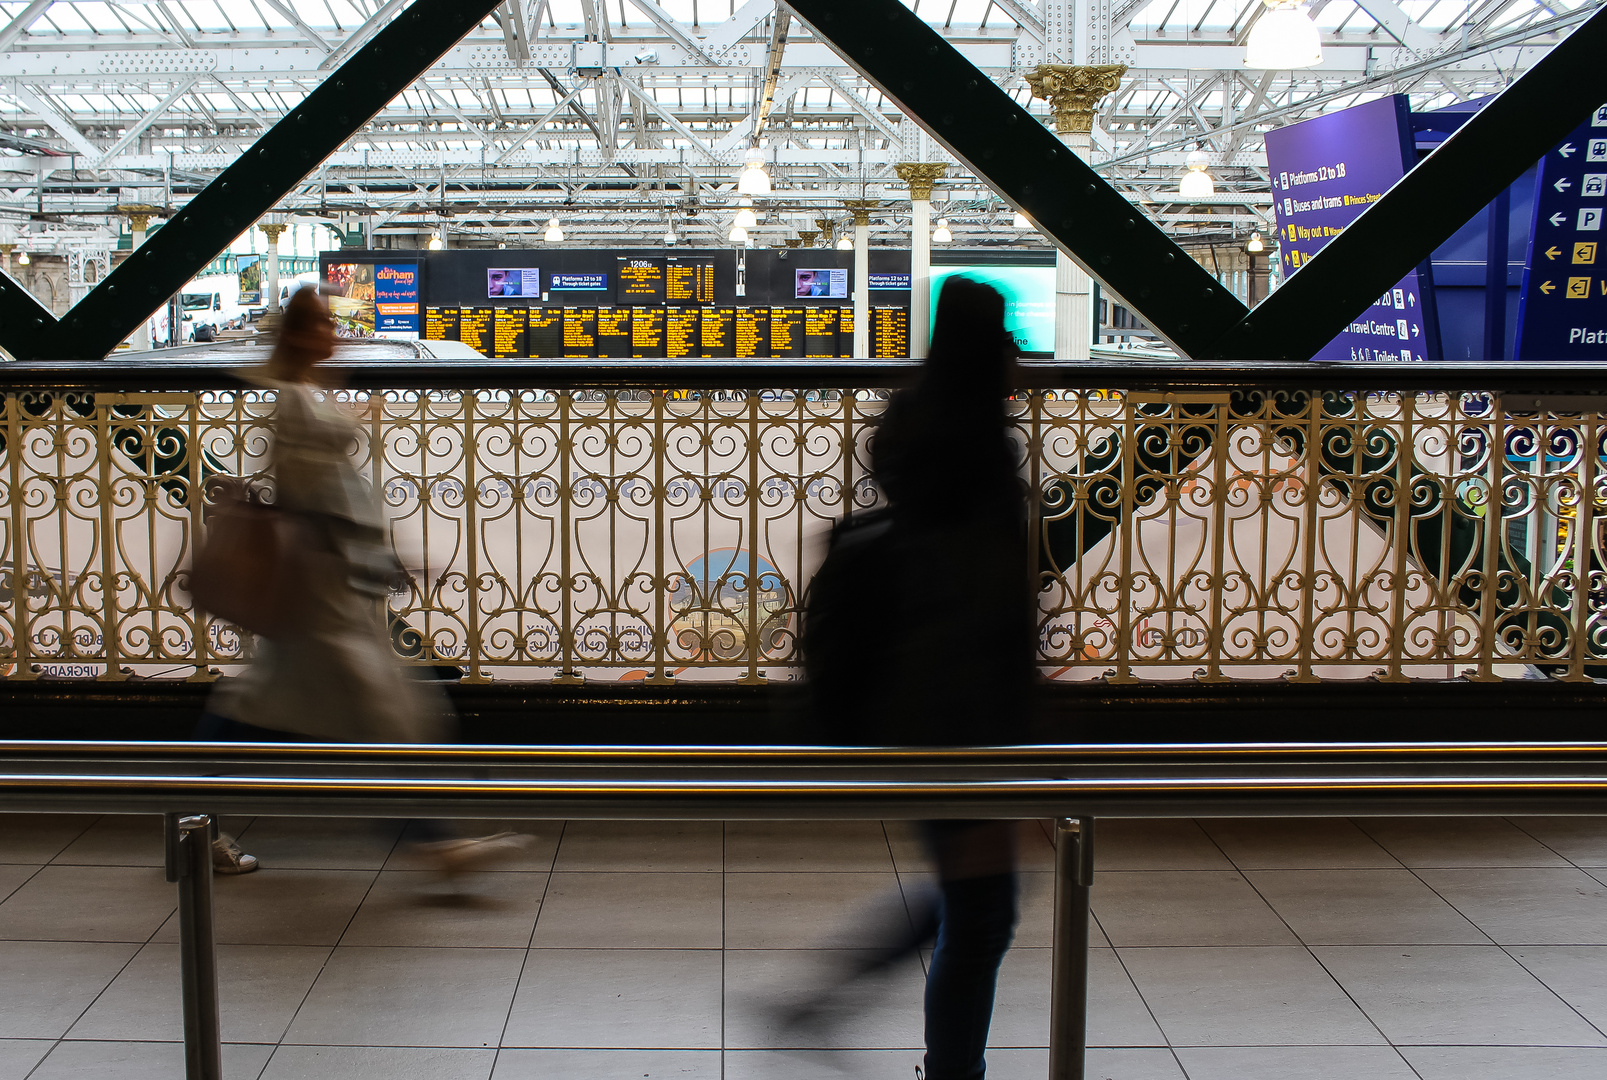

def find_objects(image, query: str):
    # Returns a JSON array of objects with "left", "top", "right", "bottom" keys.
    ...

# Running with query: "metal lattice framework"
[{"left": 0, "top": 0, "right": 1600, "bottom": 257}]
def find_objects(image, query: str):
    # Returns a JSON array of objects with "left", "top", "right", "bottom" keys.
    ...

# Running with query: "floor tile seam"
[
  {"left": 490, "top": 821, "right": 567, "bottom": 1080},
  {"left": 274, "top": 856, "right": 388, "bottom": 1049},
  {"left": 1344, "top": 818, "right": 1424, "bottom": 871},
  {"left": 55, "top": 913, "right": 173, "bottom": 1047},
  {"left": 1234, "top": 856, "right": 1365, "bottom": 951},
  {"left": 1100, "top": 930, "right": 1174, "bottom": 1050},
  {"left": 1495, "top": 939, "right": 1607, "bottom": 1044},
  {"left": 17, "top": 1035, "right": 66, "bottom": 1080},
  {"left": 0, "top": 863, "right": 50, "bottom": 906},
  {"left": 1503, "top": 815, "right": 1583, "bottom": 869},
  {"left": 884, "top": 822, "right": 931, "bottom": 979},
  {"left": 31, "top": 815, "right": 98, "bottom": 870},
  {"left": 1393, "top": 863, "right": 1504, "bottom": 946},
  {"left": 1299, "top": 938, "right": 1421, "bottom": 1050}
]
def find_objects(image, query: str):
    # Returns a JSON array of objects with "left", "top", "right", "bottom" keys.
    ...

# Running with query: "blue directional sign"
[{"left": 1514, "top": 104, "right": 1607, "bottom": 358}]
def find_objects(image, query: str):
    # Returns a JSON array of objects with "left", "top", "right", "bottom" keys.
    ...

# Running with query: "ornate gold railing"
[{"left": 3, "top": 364, "right": 1606, "bottom": 683}]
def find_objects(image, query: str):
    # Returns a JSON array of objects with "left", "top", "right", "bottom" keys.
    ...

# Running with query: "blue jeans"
[{"left": 923, "top": 869, "right": 1019, "bottom": 1080}]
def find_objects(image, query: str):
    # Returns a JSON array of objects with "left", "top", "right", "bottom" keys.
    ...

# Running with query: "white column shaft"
[
  {"left": 853, "top": 221, "right": 869, "bottom": 358},
  {"left": 129, "top": 228, "right": 149, "bottom": 351},
  {"left": 910, "top": 198, "right": 931, "bottom": 359},
  {"left": 1055, "top": 132, "right": 1094, "bottom": 360}
]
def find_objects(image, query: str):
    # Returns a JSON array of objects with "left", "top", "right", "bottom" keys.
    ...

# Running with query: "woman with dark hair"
[{"left": 791, "top": 276, "right": 1036, "bottom": 1080}]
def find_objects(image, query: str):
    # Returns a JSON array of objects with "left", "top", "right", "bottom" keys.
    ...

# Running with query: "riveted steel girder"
[{"left": 0, "top": 0, "right": 504, "bottom": 362}]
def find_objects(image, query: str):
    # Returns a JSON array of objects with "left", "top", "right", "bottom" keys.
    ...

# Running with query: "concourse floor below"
[{"left": 0, "top": 814, "right": 1605, "bottom": 1079}]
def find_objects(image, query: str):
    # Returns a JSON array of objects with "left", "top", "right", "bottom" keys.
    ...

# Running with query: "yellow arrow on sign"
[
  {"left": 1546, "top": 246, "right": 1563, "bottom": 260},
  {"left": 1541, "top": 280, "right": 1557, "bottom": 294}
]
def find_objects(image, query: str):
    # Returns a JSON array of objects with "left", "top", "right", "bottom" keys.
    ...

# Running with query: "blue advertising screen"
[
  {"left": 374, "top": 263, "right": 419, "bottom": 335},
  {"left": 1514, "top": 103, "right": 1607, "bottom": 359},
  {"left": 928, "top": 265, "right": 1055, "bottom": 355},
  {"left": 1265, "top": 95, "right": 1439, "bottom": 361}
]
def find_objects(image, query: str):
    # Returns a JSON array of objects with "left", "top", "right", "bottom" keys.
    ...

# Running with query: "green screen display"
[{"left": 928, "top": 265, "right": 1056, "bottom": 355}]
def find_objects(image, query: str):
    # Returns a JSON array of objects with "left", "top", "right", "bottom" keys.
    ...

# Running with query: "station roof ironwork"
[{"left": 0, "top": 0, "right": 1597, "bottom": 253}]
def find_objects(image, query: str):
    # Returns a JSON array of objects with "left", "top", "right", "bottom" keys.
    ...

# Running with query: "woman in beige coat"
[{"left": 200, "top": 288, "right": 523, "bottom": 874}]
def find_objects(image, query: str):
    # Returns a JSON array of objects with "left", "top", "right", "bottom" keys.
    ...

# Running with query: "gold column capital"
[
  {"left": 1024, "top": 64, "right": 1127, "bottom": 135},
  {"left": 784, "top": 237, "right": 802, "bottom": 249},
  {"left": 258, "top": 222, "right": 289, "bottom": 244},
  {"left": 894, "top": 162, "right": 946, "bottom": 202},
  {"left": 842, "top": 199, "right": 879, "bottom": 227},
  {"left": 815, "top": 219, "right": 836, "bottom": 246},
  {"left": 116, "top": 203, "right": 161, "bottom": 233},
  {"left": 798, "top": 229, "right": 819, "bottom": 248}
]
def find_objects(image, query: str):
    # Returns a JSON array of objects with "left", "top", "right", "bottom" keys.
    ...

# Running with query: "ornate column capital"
[
  {"left": 894, "top": 162, "right": 946, "bottom": 201},
  {"left": 258, "top": 222, "right": 289, "bottom": 245},
  {"left": 815, "top": 219, "right": 836, "bottom": 246},
  {"left": 116, "top": 203, "right": 160, "bottom": 233},
  {"left": 798, "top": 229, "right": 819, "bottom": 248},
  {"left": 1024, "top": 64, "right": 1127, "bottom": 135},
  {"left": 842, "top": 199, "right": 879, "bottom": 227}
]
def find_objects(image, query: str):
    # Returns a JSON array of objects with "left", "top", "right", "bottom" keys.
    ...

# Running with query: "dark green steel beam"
[
  {"left": 0, "top": 0, "right": 504, "bottom": 362},
  {"left": 781, "top": 0, "right": 1249, "bottom": 358},
  {"left": 1206, "top": 6, "right": 1607, "bottom": 361}
]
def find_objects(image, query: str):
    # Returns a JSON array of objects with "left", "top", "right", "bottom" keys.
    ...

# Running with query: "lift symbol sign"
[{"left": 1517, "top": 102, "right": 1607, "bottom": 358}]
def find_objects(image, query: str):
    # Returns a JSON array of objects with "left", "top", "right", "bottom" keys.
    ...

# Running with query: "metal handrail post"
[
  {"left": 1049, "top": 817, "right": 1094, "bottom": 1080},
  {"left": 171, "top": 814, "right": 222, "bottom": 1080}
]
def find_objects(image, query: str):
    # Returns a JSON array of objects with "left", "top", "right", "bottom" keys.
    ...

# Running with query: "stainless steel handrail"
[
  {"left": 6, "top": 739, "right": 1607, "bottom": 768},
  {"left": 4, "top": 749, "right": 1605, "bottom": 1080}
]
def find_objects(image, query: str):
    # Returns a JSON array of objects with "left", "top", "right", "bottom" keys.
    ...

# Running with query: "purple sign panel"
[
  {"left": 1513, "top": 103, "right": 1607, "bottom": 360},
  {"left": 1265, "top": 95, "right": 1440, "bottom": 361}
]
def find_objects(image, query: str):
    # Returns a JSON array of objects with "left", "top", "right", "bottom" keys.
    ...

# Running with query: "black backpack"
[{"left": 800, "top": 507, "right": 903, "bottom": 742}]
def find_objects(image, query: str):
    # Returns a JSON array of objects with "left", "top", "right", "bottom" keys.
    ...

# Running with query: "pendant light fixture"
[
  {"left": 428, "top": 234, "right": 444, "bottom": 251},
  {"left": 543, "top": 217, "right": 564, "bottom": 243},
  {"left": 728, "top": 224, "right": 749, "bottom": 244},
  {"left": 931, "top": 218, "right": 953, "bottom": 244},
  {"left": 16, "top": 250, "right": 29, "bottom": 265},
  {"left": 734, "top": 206, "right": 758, "bottom": 230},
  {"left": 1178, "top": 150, "right": 1215, "bottom": 199},
  {"left": 1245, "top": 0, "right": 1323, "bottom": 69},
  {"left": 663, "top": 223, "right": 677, "bottom": 245},
  {"left": 1012, "top": 212, "right": 1031, "bottom": 229},
  {"left": 737, "top": 148, "right": 771, "bottom": 196},
  {"left": 836, "top": 235, "right": 853, "bottom": 250},
  {"left": 1246, "top": 231, "right": 1265, "bottom": 253}
]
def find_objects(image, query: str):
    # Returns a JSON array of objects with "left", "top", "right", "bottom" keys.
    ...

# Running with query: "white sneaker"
[
  {"left": 412, "top": 831, "right": 533, "bottom": 876},
  {"left": 211, "top": 833, "right": 259, "bottom": 874}
]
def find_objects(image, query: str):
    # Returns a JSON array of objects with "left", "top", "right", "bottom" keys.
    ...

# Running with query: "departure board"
[
  {"left": 700, "top": 307, "right": 735, "bottom": 356},
  {"left": 804, "top": 307, "right": 839, "bottom": 358},
  {"left": 666, "top": 262, "right": 700, "bottom": 304},
  {"left": 838, "top": 306, "right": 855, "bottom": 358},
  {"left": 735, "top": 307, "right": 771, "bottom": 359},
  {"left": 424, "top": 306, "right": 459, "bottom": 342},
  {"left": 770, "top": 306, "right": 804, "bottom": 358},
  {"left": 527, "top": 307, "right": 563, "bottom": 357},
  {"left": 666, "top": 307, "right": 699, "bottom": 358},
  {"left": 666, "top": 260, "right": 716, "bottom": 304},
  {"left": 615, "top": 258, "right": 666, "bottom": 304},
  {"left": 871, "top": 306, "right": 910, "bottom": 358},
  {"left": 563, "top": 307, "right": 598, "bottom": 358},
  {"left": 632, "top": 307, "right": 666, "bottom": 358},
  {"left": 492, "top": 307, "right": 528, "bottom": 358},
  {"left": 459, "top": 307, "right": 494, "bottom": 356},
  {"left": 596, "top": 305, "right": 632, "bottom": 358}
]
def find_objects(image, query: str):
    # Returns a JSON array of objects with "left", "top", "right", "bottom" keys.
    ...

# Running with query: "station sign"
[
  {"left": 1264, "top": 95, "right": 1439, "bottom": 361},
  {"left": 1514, "top": 104, "right": 1607, "bottom": 359}
]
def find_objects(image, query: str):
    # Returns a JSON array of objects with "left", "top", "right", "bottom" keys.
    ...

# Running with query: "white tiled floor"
[{"left": 1, "top": 814, "right": 1605, "bottom": 1078}]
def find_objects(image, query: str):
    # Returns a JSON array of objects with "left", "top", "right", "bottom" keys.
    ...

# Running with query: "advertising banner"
[
  {"left": 238, "top": 254, "right": 262, "bottom": 305},
  {"left": 1264, "top": 95, "right": 1440, "bottom": 361},
  {"left": 375, "top": 263, "right": 420, "bottom": 337},
  {"left": 325, "top": 263, "right": 376, "bottom": 336},
  {"left": 928, "top": 265, "right": 1055, "bottom": 355},
  {"left": 1514, "top": 103, "right": 1607, "bottom": 359}
]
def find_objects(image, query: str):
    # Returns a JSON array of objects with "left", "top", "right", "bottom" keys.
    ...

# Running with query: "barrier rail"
[
  {"left": 6, "top": 361, "right": 1607, "bottom": 684},
  {"left": 3, "top": 738, "right": 1607, "bottom": 1080}
]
